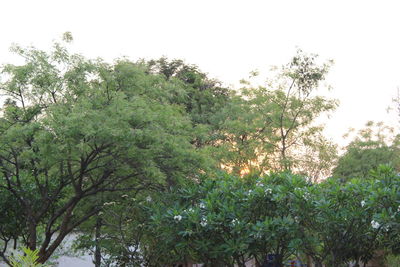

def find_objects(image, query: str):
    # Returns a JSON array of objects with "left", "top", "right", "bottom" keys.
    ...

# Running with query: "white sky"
[{"left": 1, "top": 0, "right": 400, "bottom": 147}]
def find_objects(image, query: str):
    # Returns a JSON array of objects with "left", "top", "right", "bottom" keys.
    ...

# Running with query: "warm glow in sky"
[{"left": 1, "top": 0, "right": 400, "bottom": 147}]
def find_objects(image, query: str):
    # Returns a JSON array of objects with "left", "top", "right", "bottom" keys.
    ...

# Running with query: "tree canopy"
[
  {"left": 332, "top": 121, "right": 400, "bottom": 181},
  {"left": 210, "top": 50, "right": 338, "bottom": 179}
]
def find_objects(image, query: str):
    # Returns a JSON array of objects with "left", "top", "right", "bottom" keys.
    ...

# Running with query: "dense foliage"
[
  {"left": 333, "top": 121, "right": 400, "bottom": 181},
  {"left": 73, "top": 167, "right": 400, "bottom": 267},
  {"left": 210, "top": 51, "right": 338, "bottom": 179}
]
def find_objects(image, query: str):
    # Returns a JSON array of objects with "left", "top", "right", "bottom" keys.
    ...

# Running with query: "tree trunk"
[
  {"left": 27, "top": 219, "right": 37, "bottom": 251},
  {"left": 306, "top": 255, "right": 312, "bottom": 267},
  {"left": 314, "top": 260, "right": 323, "bottom": 267},
  {"left": 276, "top": 253, "right": 284, "bottom": 267},
  {"left": 94, "top": 217, "right": 102, "bottom": 267},
  {"left": 37, "top": 232, "right": 69, "bottom": 263}
]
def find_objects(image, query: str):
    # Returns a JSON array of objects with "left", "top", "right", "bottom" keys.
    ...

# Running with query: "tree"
[
  {"left": 69, "top": 57, "right": 233, "bottom": 266},
  {"left": 145, "top": 57, "right": 232, "bottom": 148},
  {"left": 74, "top": 192, "right": 153, "bottom": 267},
  {"left": 212, "top": 50, "right": 338, "bottom": 178},
  {"left": 332, "top": 121, "right": 400, "bottom": 181},
  {"left": 0, "top": 35, "right": 204, "bottom": 264}
]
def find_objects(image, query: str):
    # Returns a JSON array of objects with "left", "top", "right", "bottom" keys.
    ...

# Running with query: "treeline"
[{"left": 0, "top": 33, "right": 399, "bottom": 266}]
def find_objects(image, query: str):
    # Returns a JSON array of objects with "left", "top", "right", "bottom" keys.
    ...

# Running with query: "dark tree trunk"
[
  {"left": 94, "top": 217, "right": 102, "bottom": 267},
  {"left": 314, "top": 260, "right": 323, "bottom": 267},
  {"left": 276, "top": 253, "right": 284, "bottom": 267},
  {"left": 27, "top": 219, "right": 37, "bottom": 251}
]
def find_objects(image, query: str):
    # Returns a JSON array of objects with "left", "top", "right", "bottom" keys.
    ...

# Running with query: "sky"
[{"left": 1, "top": 0, "right": 400, "bottom": 147}]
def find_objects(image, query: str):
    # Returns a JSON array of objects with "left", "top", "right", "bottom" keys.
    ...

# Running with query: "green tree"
[
  {"left": 212, "top": 50, "right": 338, "bottom": 177},
  {"left": 70, "top": 58, "right": 232, "bottom": 267},
  {"left": 73, "top": 192, "right": 153, "bottom": 267},
  {"left": 332, "top": 121, "right": 400, "bottom": 181},
  {"left": 0, "top": 36, "right": 203, "bottom": 264},
  {"left": 145, "top": 57, "right": 232, "bottom": 148}
]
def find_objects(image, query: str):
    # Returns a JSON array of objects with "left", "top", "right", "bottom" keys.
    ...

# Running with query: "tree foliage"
[
  {"left": 211, "top": 50, "right": 338, "bottom": 178},
  {"left": 333, "top": 121, "right": 400, "bottom": 181},
  {"left": 145, "top": 57, "right": 231, "bottom": 148},
  {"left": 0, "top": 37, "right": 205, "bottom": 264}
]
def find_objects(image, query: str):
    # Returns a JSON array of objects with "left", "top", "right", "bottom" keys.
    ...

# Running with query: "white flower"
[
  {"left": 146, "top": 196, "right": 152, "bottom": 202},
  {"left": 98, "top": 211, "right": 104, "bottom": 215},
  {"left": 174, "top": 215, "right": 182, "bottom": 222},
  {"left": 199, "top": 202, "right": 206, "bottom": 209},
  {"left": 361, "top": 200, "right": 366, "bottom": 207},
  {"left": 188, "top": 208, "right": 194, "bottom": 213},
  {"left": 303, "top": 192, "right": 311, "bottom": 200},
  {"left": 371, "top": 220, "right": 380, "bottom": 229},
  {"left": 121, "top": 194, "right": 128, "bottom": 198},
  {"left": 265, "top": 188, "right": 272, "bottom": 195},
  {"left": 231, "top": 218, "right": 239, "bottom": 226},
  {"left": 398, "top": 205, "right": 400, "bottom": 212},
  {"left": 256, "top": 181, "right": 264, "bottom": 187},
  {"left": 200, "top": 218, "right": 207, "bottom": 227}
]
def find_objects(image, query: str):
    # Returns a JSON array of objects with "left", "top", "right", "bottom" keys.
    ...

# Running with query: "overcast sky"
[{"left": 1, "top": 0, "right": 400, "bottom": 147}]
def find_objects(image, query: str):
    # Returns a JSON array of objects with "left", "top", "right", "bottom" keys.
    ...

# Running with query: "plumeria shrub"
[
  {"left": 78, "top": 167, "right": 400, "bottom": 267},
  {"left": 291, "top": 165, "right": 400, "bottom": 267},
  {"left": 368, "top": 166, "right": 400, "bottom": 255},
  {"left": 145, "top": 167, "right": 400, "bottom": 267},
  {"left": 293, "top": 178, "right": 380, "bottom": 266},
  {"left": 148, "top": 172, "right": 309, "bottom": 266}
]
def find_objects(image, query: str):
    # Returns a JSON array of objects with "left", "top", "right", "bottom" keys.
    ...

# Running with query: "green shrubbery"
[{"left": 89, "top": 166, "right": 399, "bottom": 266}]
